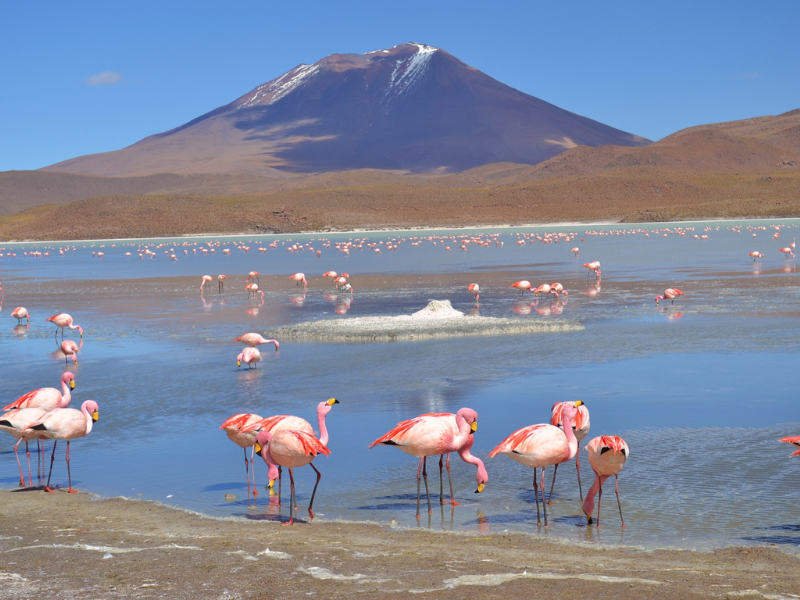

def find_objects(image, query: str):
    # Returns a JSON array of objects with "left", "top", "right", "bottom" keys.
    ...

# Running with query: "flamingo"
[
  {"left": 340, "top": 283, "right": 353, "bottom": 296},
  {"left": 655, "top": 288, "right": 686, "bottom": 305},
  {"left": 510, "top": 280, "right": 532, "bottom": 296},
  {"left": 235, "top": 333, "right": 280, "bottom": 350},
  {"left": 60, "top": 340, "right": 80, "bottom": 365},
  {"left": 748, "top": 251, "right": 764, "bottom": 261},
  {"left": 245, "top": 283, "right": 264, "bottom": 300},
  {"left": 45, "top": 313, "right": 83, "bottom": 338},
  {"left": 534, "top": 284, "right": 552, "bottom": 297},
  {"left": 247, "top": 271, "right": 260, "bottom": 284},
  {"left": 368, "top": 408, "right": 486, "bottom": 517},
  {"left": 582, "top": 435, "right": 629, "bottom": 527},
  {"left": 583, "top": 261, "right": 601, "bottom": 279},
  {"left": 237, "top": 347, "right": 262, "bottom": 369},
  {"left": 26, "top": 400, "right": 99, "bottom": 493},
  {"left": 571, "top": 247, "right": 580, "bottom": 256},
  {"left": 548, "top": 400, "right": 591, "bottom": 503},
  {"left": 4, "top": 372, "right": 75, "bottom": 412},
  {"left": 779, "top": 247, "right": 795, "bottom": 259},
  {"left": 220, "top": 413, "right": 263, "bottom": 496},
  {"left": 334, "top": 276, "right": 347, "bottom": 289},
  {"left": 779, "top": 436, "right": 800, "bottom": 456},
  {"left": 0, "top": 407, "right": 46, "bottom": 486},
  {"left": 289, "top": 273, "right": 307, "bottom": 287},
  {"left": 11, "top": 307, "right": 29, "bottom": 325},
  {"left": 218, "top": 274, "right": 227, "bottom": 292},
  {"left": 255, "top": 430, "right": 331, "bottom": 525},
  {"left": 489, "top": 401, "right": 582, "bottom": 526},
  {"left": 550, "top": 283, "right": 567, "bottom": 298},
  {"left": 322, "top": 271, "right": 338, "bottom": 285},
  {"left": 242, "top": 398, "right": 339, "bottom": 502},
  {"left": 468, "top": 283, "right": 480, "bottom": 304},
  {"left": 200, "top": 275, "right": 213, "bottom": 290}
]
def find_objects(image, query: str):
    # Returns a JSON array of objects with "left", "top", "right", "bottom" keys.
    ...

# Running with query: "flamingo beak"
[
  {"left": 237, "top": 360, "right": 242, "bottom": 367},
  {"left": 254, "top": 443, "right": 262, "bottom": 454},
  {"left": 470, "top": 421, "right": 478, "bottom": 433},
  {"left": 91, "top": 411, "right": 99, "bottom": 421},
  {"left": 327, "top": 398, "right": 340, "bottom": 406},
  {"left": 475, "top": 483, "right": 485, "bottom": 493},
  {"left": 574, "top": 400, "right": 584, "bottom": 407},
  {"left": 586, "top": 514, "right": 593, "bottom": 524},
  {"left": 70, "top": 380, "right": 76, "bottom": 390}
]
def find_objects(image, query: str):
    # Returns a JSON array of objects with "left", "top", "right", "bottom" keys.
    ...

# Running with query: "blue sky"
[{"left": 2, "top": 0, "right": 798, "bottom": 171}]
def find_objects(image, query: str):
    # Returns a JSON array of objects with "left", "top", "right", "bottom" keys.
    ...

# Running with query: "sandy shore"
[{"left": 0, "top": 489, "right": 797, "bottom": 600}]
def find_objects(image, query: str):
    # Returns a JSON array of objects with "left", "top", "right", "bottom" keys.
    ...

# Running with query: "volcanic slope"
[{"left": 43, "top": 42, "right": 649, "bottom": 177}]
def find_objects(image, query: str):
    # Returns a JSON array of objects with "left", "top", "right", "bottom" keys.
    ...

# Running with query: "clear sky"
[{"left": 2, "top": 0, "right": 798, "bottom": 171}]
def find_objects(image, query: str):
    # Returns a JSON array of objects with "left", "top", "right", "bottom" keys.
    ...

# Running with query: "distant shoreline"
[{"left": 2, "top": 215, "right": 798, "bottom": 246}]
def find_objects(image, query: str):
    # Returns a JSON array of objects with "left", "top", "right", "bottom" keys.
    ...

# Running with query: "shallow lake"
[{"left": 1, "top": 219, "right": 798, "bottom": 550}]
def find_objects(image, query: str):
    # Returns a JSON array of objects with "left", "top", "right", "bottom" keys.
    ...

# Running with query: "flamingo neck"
[
  {"left": 457, "top": 444, "right": 488, "bottom": 485},
  {"left": 317, "top": 403, "right": 333, "bottom": 446},
  {"left": 83, "top": 407, "right": 94, "bottom": 435},
  {"left": 453, "top": 409, "right": 473, "bottom": 449},
  {"left": 60, "top": 383, "right": 72, "bottom": 408},
  {"left": 259, "top": 444, "right": 280, "bottom": 480},
  {"left": 582, "top": 473, "right": 608, "bottom": 517},
  {"left": 561, "top": 410, "right": 579, "bottom": 461}
]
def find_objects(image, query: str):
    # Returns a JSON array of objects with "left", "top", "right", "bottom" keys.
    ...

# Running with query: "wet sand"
[{"left": 1, "top": 490, "right": 797, "bottom": 600}]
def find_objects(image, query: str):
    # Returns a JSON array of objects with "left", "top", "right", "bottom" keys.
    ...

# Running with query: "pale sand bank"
[{"left": 267, "top": 300, "right": 584, "bottom": 342}]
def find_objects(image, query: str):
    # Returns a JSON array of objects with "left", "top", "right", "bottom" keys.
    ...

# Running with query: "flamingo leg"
[
  {"left": 277, "top": 466, "right": 282, "bottom": 505},
  {"left": 533, "top": 467, "right": 541, "bottom": 526},
  {"left": 243, "top": 447, "right": 251, "bottom": 496},
  {"left": 615, "top": 474, "right": 625, "bottom": 527},
  {"left": 415, "top": 457, "right": 423, "bottom": 519},
  {"left": 66, "top": 441, "right": 77, "bottom": 493},
  {"left": 308, "top": 462, "right": 322, "bottom": 520},
  {"left": 576, "top": 441, "right": 583, "bottom": 501},
  {"left": 446, "top": 453, "right": 459, "bottom": 506},
  {"left": 438, "top": 455, "right": 444, "bottom": 504},
  {"left": 45, "top": 440, "right": 58, "bottom": 492},
  {"left": 25, "top": 440, "right": 32, "bottom": 487},
  {"left": 13, "top": 439, "right": 24, "bottom": 487},
  {"left": 548, "top": 463, "right": 558, "bottom": 505},
  {"left": 422, "top": 456, "right": 432, "bottom": 514},
  {"left": 250, "top": 446, "right": 257, "bottom": 497},
  {"left": 284, "top": 468, "right": 296, "bottom": 526},
  {"left": 596, "top": 478, "right": 603, "bottom": 528},
  {"left": 540, "top": 468, "right": 549, "bottom": 527}
]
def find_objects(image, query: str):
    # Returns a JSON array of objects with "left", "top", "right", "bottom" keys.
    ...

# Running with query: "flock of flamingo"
[{"left": 1, "top": 222, "right": 798, "bottom": 531}]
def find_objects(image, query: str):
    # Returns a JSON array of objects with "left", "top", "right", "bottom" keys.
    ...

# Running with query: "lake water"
[{"left": 1, "top": 219, "right": 799, "bottom": 550}]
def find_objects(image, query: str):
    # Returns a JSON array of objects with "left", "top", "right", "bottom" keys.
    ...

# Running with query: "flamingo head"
[
  {"left": 655, "top": 296, "right": 662, "bottom": 304},
  {"left": 82, "top": 400, "right": 99, "bottom": 422},
  {"left": 317, "top": 397, "right": 340, "bottom": 417},
  {"left": 475, "top": 459, "right": 488, "bottom": 493},
  {"left": 62, "top": 372, "right": 76, "bottom": 389},
  {"left": 456, "top": 407, "right": 478, "bottom": 434}
]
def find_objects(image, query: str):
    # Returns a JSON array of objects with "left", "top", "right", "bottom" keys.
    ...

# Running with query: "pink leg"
[
  {"left": 308, "top": 463, "right": 322, "bottom": 520},
  {"left": 576, "top": 441, "right": 583, "bottom": 501},
  {"left": 66, "top": 441, "right": 78, "bottom": 493},
  {"left": 250, "top": 447, "right": 257, "bottom": 497},
  {"left": 446, "top": 453, "right": 459, "bottom": 506},
  {"left": 283, "top": 468, "right": 296, "bottom": 526},
  {"left": 596, "top": 478, "right": 603, "bottom": 528},
  {"left": 13, "top": 440, "right": 24, "bottom": 487},
  {"left": 416, "top": 457, "right": 423, "bottom": 519},
  {"left": 532, "top": 467, "right": 542, "bottom": 525},
  {"left": 25, "top": 440, "right": 32, "bottom": 487},
  {"left": 540, "top": 468, "right": 549, "bottom": 527},
  {"left": 243, "top": 447, "right": 251, "bottom": 496},
  {"left": 422, "top": 456, "right": 432, "bottom": 514}
]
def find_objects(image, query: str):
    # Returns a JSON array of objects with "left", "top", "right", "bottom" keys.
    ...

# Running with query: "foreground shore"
[{"left": 1, "top": 490, "right": 797, "bottom": 600}]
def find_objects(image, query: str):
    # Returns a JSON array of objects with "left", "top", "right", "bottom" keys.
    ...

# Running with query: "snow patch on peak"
[
  {"left": 383, "top": 44, "right": 438, "bottom": 102},
  {"left": 236, "top": 64, "right": 320, "bottom": 109}
]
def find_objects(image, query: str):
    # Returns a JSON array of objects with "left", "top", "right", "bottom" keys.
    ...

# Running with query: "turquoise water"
[{"left": 1, "top": 218, "right": 798, "bottom": 549}]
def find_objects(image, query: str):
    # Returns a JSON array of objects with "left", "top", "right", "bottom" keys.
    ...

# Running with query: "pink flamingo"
[
  {"left": 489, "top": 401, "right": 583, "bottom": 526},
  {"left": 237, "top": 347, "right": 262, "bottom": 369},
  {"left": 244, "top": 283, "right": 264, "bottom": 300},
  {"left": 200, "top": 275, "right": 213, "bottom": 290},
  {"left": 468, "top": 283, "right": 480, "bottom": 304},
  {"left": 583, "top": 261, "right": 601, "bottom": 279},
  {"left": 655, "top": 288, "right": 686, "bottom": 305},
  {"left": 322, "top": 271, "right": 338, "bottom": 285},
  {"left": 26, "top": 400, "right": 99, "bottom": 493},
  {"left": 748, "top": 251, "right": 764, "bottom": 261},
  {"left": 255, "top": 430, "right": 331, "bottom": 525},
  {"left": 510, "top": 280, "right": 533, "bottom": 296},
  {"left": 779, "top": 247, "right": 795, "bottom": 259},
  {"left": 369, "top": 408, "right": 486, "bottom": 517},
  {"left": 218, "top": 274, "right": 227, "bottom": 292},
  {"left": 582, "top": 435, "right": 629, "bottom": 527},
  {"left": 779, "top": 436, "right": 800, "bottom": 456},
  {"left": 235, "top": 333, "right": 280, "bottom": 350},
  {"left": 548, "top": 400, "right": 591, "bottom": 502},
  {"left": 334, "top": 276, "right": 347, "bottom": 289},
  {"left": 11, "top": 307, "right": 29, "bottom": 325},
  {"left": 571, "top": 247, "right": 580, "bottom": 256},
  {"left": 45, "top": 313, "right": 83, "bottom": 339},
  {"left": 247, "top": 271, "right": 260, "bottom": 284},
  {"left": 289, "top": 273, "right": 307, "bottom": 287},
  {"left": 534, "top": 284, "right": 552, "bottom": 297},
  {"left": 0, "top": 407, "right": 46, "bottom": 486},
  {"left": 60, "top": 340, "right": 81, "bottom": 365},
  {"left": 550, "top": 283, "right": 568, "bottom": 298},
  {"left": 3, "top": 372, "right": 75, "bottom": 412},
  {"left": 243, "top": 398, "right": 339, "bottom": 502},
  {"left": 220, "top": 413, "right": 263, "bottom": 496}
]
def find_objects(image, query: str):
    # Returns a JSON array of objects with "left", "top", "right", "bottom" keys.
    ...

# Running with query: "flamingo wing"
[
  {"left": 488, "top": 424, "right": 549, "bottom": 457},
  {"left": 3, "top": 389, "right": 44, "bottom": 411}
]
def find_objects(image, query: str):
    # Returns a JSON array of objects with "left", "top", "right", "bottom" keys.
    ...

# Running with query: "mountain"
[{"left": 43, "top": 43, "right": 649, "bottom": 177}]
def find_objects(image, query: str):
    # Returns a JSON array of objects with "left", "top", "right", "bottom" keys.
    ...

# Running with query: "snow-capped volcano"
[{"left": 45, "top": 43, "right": 650, "bottom": 176}]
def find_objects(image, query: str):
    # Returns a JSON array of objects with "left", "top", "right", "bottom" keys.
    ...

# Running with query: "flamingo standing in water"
[
  {"left": 510, "top": 280, "right": 533, "bottom": 296},
  {"left": 235, "top": 333, "right": 280, "bottom": 350},
  {"left": 60, "top": 340, "right": 80, "bottom": 364},
  {"left": 571, "top": 247, "right": 580, "bottom": 257},
  {"left": 11, "top": 307, "right": 30, "bottom": 325},
  {"left": 489, "top": 401, "right": 583, "bottom": 526},
  {"left": 468, "top": 283, "right": 480, "bottom": 304},
  {"left": 779, "top": 436, "right": 800, "bottom": 456},
  {"left": 289, "top": 273, "right": 307, "bottom": 287},
  {"left": 26, "top": 400, "right": 99, "bottom": 493},
  {"left": 779, "top": 247, "right": 795, "bottom": 259},
  {"left": 200, "top": 275, "right": 213, "bottom": 290},
  {"left": 550, "top": 283, "right": 568, "bottom": 298},
  {"left": 45, "top": 313, "right": 83, "bottom": 339},
  {"left": 748, "top": 251, "right": 764, "bottom": 261},
  {"left": 0, "top": 407, "right": 46, "bottom": 486},
  {"left": 247, "top": 271, "right": 260, "bottom": 284},
  {"left": 582, "top": 435, "right": 629, "bottom": 527},
  {"left": 583, "top": 261, "right": 601, "bottom": 279},
  {"left": 322, "top": 271, "right": 338, "bottom": 286},
  {"left": 548, "top": 400, "right": 591, "bottom": 502},
  {"left": 218, "top": 274, "right": 227, "bottom": 292},
  {"left": 655, "top": 288, "right": 686, "bottom": 305},
  {"left": 242, "top": 398, "right": 339, "bottom": 502},
  {"left": 255, "top": 430, "right": 331, "bottom": 525},
  {"left": 4, "top": 372, "right": 75, "bottom": 412},
  {"left": 245, "top": 283, "right": 264, "bottom": 300},
  {"left": 237, "top": 347, "right": 262, "bottom": 369},
  {"left": 369, "top": 408, "right": 486, "bottom": 517},
  {"left": 220, "top": 413, "right": 263, "bottom": 496}
]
